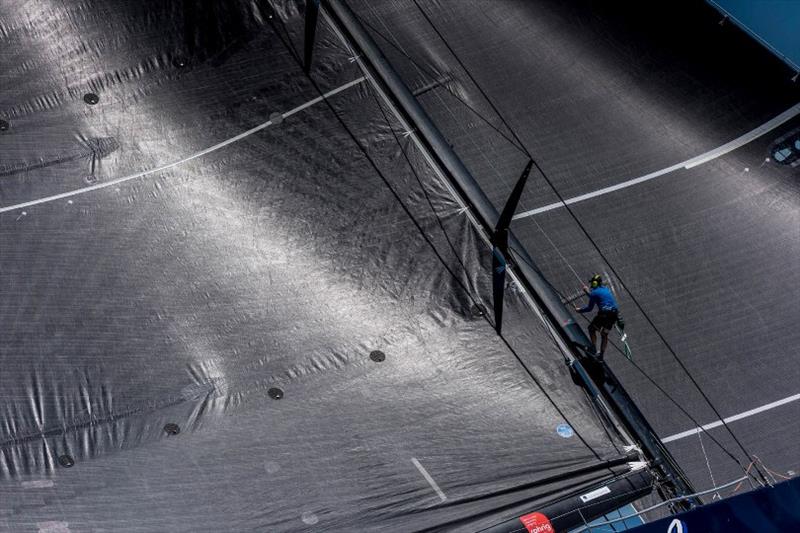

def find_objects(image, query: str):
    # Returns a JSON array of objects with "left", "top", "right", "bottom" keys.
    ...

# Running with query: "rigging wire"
[
  {"left": 754, "top": 455, "right": 792, "bottom": 483},
  {"left": 354, "top": 1, "right": 755, "bottom": 486},
  {"left": 353, "top": 13, "right": 529, "bottom": 156},
  {"left": 574, "top": 473, "right": 752, "bottom": 531},
  {"left": 551, "top": 292, "right": 739, "bottom": 496},
  {"left": 510, "top": 242, "right": 756, "bottom": 478},
  {"left": 348, "top": 1, "right": 758, "bottom": 489},
  {"left": 507, "top": 217, "right": 751, "bottom": 477},
  {"left": 409, "top": 0, "right": 768, "bottom": 484},
  {"left": 697, "top": 429, "right": 721, "bottom": 500},
  {"left": 266, "top": 11, "right": 613, "bottom": 466},
  {"left": 368, "top": 84, "right": 629, "bottom": 456},
  {"left": 733, "top": 462, "right": 761, "bottom": 493},
  {"left": 528, "top": 215, "right": 586, "bottom": 286}
]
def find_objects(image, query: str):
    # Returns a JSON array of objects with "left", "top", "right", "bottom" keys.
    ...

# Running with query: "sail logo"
[
  {"left": 519, "top": 512, "right": 554, "bottom": 533},
  {"left": 667, "top": 518, "right": 688, "bottom": 533}
]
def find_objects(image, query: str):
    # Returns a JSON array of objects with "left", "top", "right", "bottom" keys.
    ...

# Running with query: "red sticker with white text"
[{"left": 519, "top": 512, "right": 554, "bottom": 533}]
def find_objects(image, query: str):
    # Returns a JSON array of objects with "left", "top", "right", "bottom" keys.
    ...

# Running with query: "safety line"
[
  {"left": 411, "top": 458, "right": 447, "bottom": 502},
  {"left": 572, "top": 475, "right": 749, "bottom": 532},
  {"left": 0, "top": 77, "right": 367, "bottom": 214},
  {"left": 513, "top": 101, "right": 800, "bottom": 219},
  {"left": 663, "top": 393, "right": 800, "bottom": 443}
]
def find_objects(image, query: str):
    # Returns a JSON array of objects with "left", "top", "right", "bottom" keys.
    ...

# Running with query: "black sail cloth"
[
  {"left": 344, "top": 0, "right": 800, "bottom": 492},
  {"left": 0, "top": 1, "right": 638, "bottom": 531}
]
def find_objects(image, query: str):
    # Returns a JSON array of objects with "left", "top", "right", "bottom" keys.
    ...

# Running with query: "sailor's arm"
[{"left": 574, "top": 291, "right": 596, "bottom": 313}]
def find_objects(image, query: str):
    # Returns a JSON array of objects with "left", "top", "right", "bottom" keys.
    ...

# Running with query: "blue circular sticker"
[{"left": 556, "top": 423, "right": 574, "bottom": 438}]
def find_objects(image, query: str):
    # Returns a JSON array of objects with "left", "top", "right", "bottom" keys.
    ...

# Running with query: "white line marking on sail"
[
  {"left": 0, "top": 77, "right": 367, "bottom": 215},
  {"left": 513, "top": 102, "right": 800, "bottom": 220},
  {"left": 411, "top": 457, "right": 447, "bottom": 502},
  {"left": 662, "top": 393, "right": 800, "bottom": 443}
]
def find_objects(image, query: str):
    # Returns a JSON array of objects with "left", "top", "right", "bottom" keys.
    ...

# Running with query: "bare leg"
[{"left": 589, "top": 329, "right": 597, "bottom": 352}]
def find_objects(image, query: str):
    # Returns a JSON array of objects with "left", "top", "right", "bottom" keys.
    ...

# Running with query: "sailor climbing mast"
[{"left": 312, "top": 0, "right": 700, "bottom": 512}]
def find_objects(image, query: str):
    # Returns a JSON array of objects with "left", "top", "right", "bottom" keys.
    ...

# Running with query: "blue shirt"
[{"left": 577, "top": 286, "right": 618, "bottom": 313}]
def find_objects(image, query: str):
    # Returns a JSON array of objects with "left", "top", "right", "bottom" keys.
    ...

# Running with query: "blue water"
[{"left": 708, "top": 0, "right": 800, "bottom": 70}]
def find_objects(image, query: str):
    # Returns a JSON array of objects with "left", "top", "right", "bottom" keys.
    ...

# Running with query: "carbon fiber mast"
[{"left": 319, "top": 0, "right": 700, "bottom": 515}]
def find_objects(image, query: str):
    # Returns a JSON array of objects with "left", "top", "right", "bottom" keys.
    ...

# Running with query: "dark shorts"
[{"left": 589, "top": 309, "right": 618, "bottom": 333}]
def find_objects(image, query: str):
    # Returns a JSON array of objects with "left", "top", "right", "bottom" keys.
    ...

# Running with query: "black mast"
[{"left": 317, "top": 0, "right": 700, "bottom": 512}]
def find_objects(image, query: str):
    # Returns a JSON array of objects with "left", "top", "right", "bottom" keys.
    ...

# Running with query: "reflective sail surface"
[
  {"left": 0, "top": 1, "right": 642, "bottom": 530},
  {"left": 346, "top": 0, "right": 800, "bottom": 493}
]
